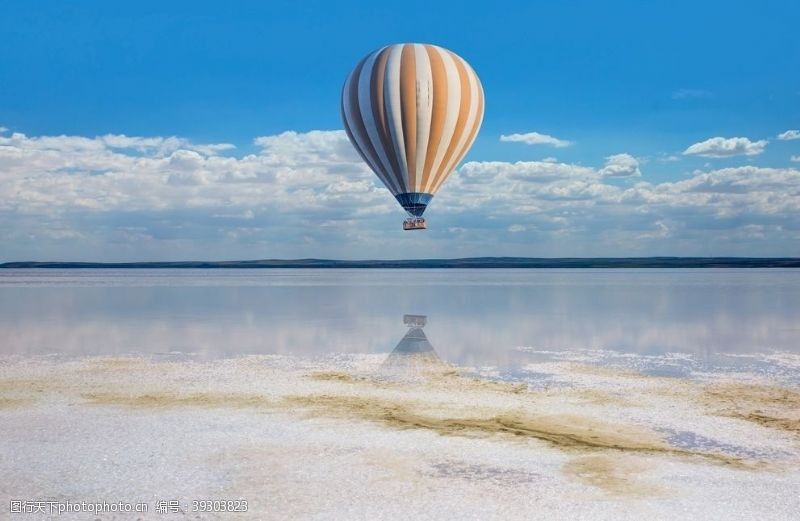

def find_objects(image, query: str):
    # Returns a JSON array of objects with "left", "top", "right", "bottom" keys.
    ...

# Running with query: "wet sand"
[{"left": 1, "top": 353, "right": 799, "bottom": 520}]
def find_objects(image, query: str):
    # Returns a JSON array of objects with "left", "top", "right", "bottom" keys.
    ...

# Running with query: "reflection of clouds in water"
[
  {"left": 0, "top": 318, "right": 401, "bottom": 359},
  {"left": 425, "top": 308, "right": 800, "bottom": 366},
  {"left": 6, "top": 305, "right": 799, "bottom": 363},
  {"left": 2, "top": 270, "right": 800, "bottom": 364}
]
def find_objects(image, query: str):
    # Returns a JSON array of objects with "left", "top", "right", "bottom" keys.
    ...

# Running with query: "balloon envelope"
[{"left": 341, "top": 43, "right": 484, "bottom": 217}]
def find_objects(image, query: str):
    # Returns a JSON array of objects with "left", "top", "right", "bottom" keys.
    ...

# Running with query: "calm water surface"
[{"left": 1, "top": 269, "right": 798, "bottom": 372}]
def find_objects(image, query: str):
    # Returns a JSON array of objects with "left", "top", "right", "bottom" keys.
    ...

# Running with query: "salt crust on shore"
[{"left": 1, "top": 353, "right": 799, "bottom": 520}]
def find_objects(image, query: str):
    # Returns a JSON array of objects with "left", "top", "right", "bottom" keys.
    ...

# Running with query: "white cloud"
[
  {"left": 637, "top": 220, "right": 671, "bottom": 240},
  {"left": 254, "top": 130, "right": 357, "bottom": 164},
  {"left": 740, "top": 224, "right": 765, "bottom": 240},
  {"left": 621, "top": 166, "right": 800, "bottom": 215},
  {"left": 3, "top": 127, "right": 800, "bottom": 259},
  {"left": 99, "top": 134, "right": 236, "bottom": 156},
  {"left": 778, "top": 130, "right": 800, "bottom": 141},
  {"left": 599, "top": 153, "right": 641, "bottom": 177},
  {"left": 0, "top": 126, "right": 8, "bottom": 133},
  {"left": 213, "top": 209, "right": 255, "bottom": 220},
  {"left": 499, "top": 132, "right": 573, "bottom": 148},
  {"left": 791, "top": 155, "right": 800, "bottom": 162},
  {"left": 683, "top": 137, "right": 767, "bottom": 158},
  {"left": 459, "top": 160, "right": 595, "bottom": 183},
  {"left": 671, "top": 89, "right": 712, "bottom": 100},
  {"left": 0, "top": 129, "right": 384, "bottom": 216}
]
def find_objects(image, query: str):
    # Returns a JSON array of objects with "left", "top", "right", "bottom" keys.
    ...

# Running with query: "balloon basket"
[
  {"left": 403, "top": 314, "right": 427, "bottom": 327},
  {"left": 403, "top": 217, "right": 427, "bottom": 231}
]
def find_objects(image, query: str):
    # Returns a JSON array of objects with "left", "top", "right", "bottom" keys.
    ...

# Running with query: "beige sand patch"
[
  {"left": 82, "top": 391, "right": 274, "bottom": 409},
  {"left": 564, "top": 454, "right": 663, "bottom": 496},
  {"left": 701, "top": 383, "right": 800, "bottom": 435},
  {"left": 0, "top": 396, "right": 35, "bottom": 409}
]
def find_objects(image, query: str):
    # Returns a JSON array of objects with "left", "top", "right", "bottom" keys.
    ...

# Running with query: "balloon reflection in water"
[{"left": 382, "top": 314, "right": 446, "bottom": 375}]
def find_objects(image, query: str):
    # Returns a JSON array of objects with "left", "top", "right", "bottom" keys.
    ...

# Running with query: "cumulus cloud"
[
  {"left": 0, "top": 129, "right": 380, "bottom": 210},
  {"left": 599, "top": 154, "right": 641, "bottom": 177},
  {"left": 683, "top": 137, "right": 767, "bottom": 158},
  {"left": 778, "top": 130, "right": 800, "bottom": 141},
  {"left": 459, "top": 160, "right": 595, "bottom": 183},
  {"left": 638, "top": 220, "right": 671, "bottom": 240},
  {"left": 254, "top": 130, "right": 357, "bottom": 163},
  {"left": 2, "top": 126, "right": 800, "bottom": 259},
  {"left": 100, "top": 134, "right": 236, "bottom": 156},
  {"left": 620, "top": 166, "right": 800, "bottom": 216},
  {"left": 499, "top": 132, "right": 572, "bottom": 148}
]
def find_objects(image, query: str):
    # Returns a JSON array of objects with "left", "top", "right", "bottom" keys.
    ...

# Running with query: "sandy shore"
[{"left": 1, "top": 352, "right": 799, "bottom": 520}]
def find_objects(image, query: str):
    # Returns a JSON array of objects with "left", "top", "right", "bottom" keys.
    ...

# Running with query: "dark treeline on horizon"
[{"left": 2, "top": 258, "right": 800, "bottom": 269}]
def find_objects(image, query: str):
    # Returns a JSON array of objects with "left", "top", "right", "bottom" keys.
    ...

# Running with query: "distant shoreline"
[{"left": 2, "top": 257, "right": 800, "bottom": 269}]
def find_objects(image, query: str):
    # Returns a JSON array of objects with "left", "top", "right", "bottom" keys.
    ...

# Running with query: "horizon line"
[{"left": 2, "top": 256, "right": 800, "bottom": 269}]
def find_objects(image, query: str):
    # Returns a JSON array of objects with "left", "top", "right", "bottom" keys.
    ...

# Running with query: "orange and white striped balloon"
[{"left": 341, "top": 43, "right": 484, "bottom": 217}]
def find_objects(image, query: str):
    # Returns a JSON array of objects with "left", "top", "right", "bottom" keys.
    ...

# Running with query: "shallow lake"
[
  {"left": 2, "top": 268, "right": 798, "bottom": 377},
  {"left": 2, "top": 268, "right": 800, "bottom": 519}
]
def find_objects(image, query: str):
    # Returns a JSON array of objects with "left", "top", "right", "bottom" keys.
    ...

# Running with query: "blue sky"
[{"left": 1, "top": 1, "right": 799, "bottom": 260}]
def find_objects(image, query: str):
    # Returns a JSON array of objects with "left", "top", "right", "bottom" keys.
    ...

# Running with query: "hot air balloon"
[{"left": 341, "top": 43, "right": 484, "bottom": 230}]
